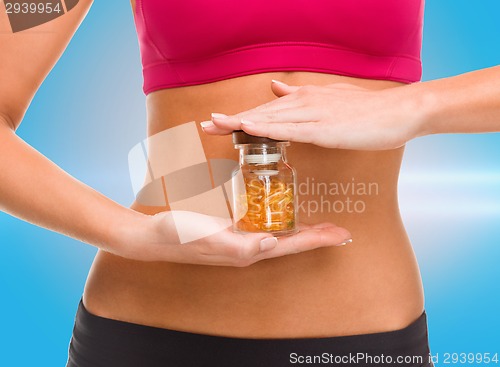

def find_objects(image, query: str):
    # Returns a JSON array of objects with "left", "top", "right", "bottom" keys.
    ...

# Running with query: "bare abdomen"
[{"left": 83, "top": 71, "right": 425, "bottom": 338}]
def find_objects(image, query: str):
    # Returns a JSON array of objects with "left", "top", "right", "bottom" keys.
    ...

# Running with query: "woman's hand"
[
  {"left": 114, "top": 210, "right": 352, "bottom": 267},
  {"left": 202, "top": 80, "right": 427, "bottom": 150}
]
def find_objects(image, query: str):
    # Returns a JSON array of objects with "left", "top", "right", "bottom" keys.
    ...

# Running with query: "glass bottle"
[{"left": 231, "top": 130, "right": 298, "bottom": 236}]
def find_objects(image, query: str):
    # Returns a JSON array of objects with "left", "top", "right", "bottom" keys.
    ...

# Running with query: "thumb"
[{"left": 271, "top": 79, "right": 300, "bottom": 97}]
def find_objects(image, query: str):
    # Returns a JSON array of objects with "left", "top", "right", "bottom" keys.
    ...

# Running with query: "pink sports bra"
[{"left": 133, "top": 0, "right": 424, "bottom": 95}]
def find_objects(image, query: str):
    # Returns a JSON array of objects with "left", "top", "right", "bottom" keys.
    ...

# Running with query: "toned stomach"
[{"left": 83, "top": 71, "right": 424, "bottom": 338}]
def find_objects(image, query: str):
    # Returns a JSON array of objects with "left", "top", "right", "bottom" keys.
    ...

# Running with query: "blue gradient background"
[{"left": 1, "top": 1, "right": 499, "bottom": 366}]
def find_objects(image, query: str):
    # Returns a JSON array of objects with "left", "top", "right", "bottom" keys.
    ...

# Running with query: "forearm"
[
  {"left": 413, "top": 65, "right": 500, "bottom": 135},
  {"left": 0, "top": 121, "right": 146, "bottom": 252}
]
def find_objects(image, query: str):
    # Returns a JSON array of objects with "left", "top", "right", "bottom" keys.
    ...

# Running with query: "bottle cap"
[{"left": 232, "top": 130, "right": 286, "bottom": 145}]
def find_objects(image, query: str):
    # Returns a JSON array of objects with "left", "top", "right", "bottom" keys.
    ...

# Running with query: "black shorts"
[{"left": 67, "top": 299, "right": 433, "bottom": 367}]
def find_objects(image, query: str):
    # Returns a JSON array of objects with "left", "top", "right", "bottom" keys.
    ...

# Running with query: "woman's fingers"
[
  {"left": 200, "top": 224, "right": 352, "bottom": 266},
  {"left": 198, "top": 231, "right": 277, "bottom": 266},
  {"left": 252, "top": 225, "right": 352, "bottom": 261},
  {"left": 305, "top": 222, "right": 340, "bottom": 230},
  {"left": 199, "top": 120, "right": 233, "bottom": 135},
  {"left": 202, "top": 108, "right": 318, "bottom": 136},
  {"left": 172, "top": 214, "right": 351, "bottom": 267},
  {"left": 240, "top": 120, "right": 319, "bottom": 143},
  {"left": 201, "top": 82, "right": 306, "bottom": 135},
  {"left": 200, "top": 80, "right": 395, "bottom": 147}
]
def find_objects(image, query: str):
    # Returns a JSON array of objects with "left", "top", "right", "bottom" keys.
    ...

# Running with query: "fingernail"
[
  {"left": 337, "top": 239, "right": 353, "bottom": 246},
  {"left": 241, "top": 119, "right": 255, "bottom": 126},
  {"left": 200, "top": 121, "right": 214, "bottom": 129},
  {"left": 271, "top": 79, "right": 288, "bottom": 86},
  {"left": 211, "top": 112, "right": 228, "bottom": 120},
  {"left": 260, "top": 237, "right": 278, "bottom": 251}
]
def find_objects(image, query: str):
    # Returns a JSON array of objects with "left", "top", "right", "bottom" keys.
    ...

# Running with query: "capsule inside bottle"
[{"left": 232, "top": 130, "right": 298, "bottom": 236}]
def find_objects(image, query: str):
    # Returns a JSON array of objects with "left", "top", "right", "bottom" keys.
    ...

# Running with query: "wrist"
[
  {"left": 102, "top": 206, "right": 152, "bottom": 256},
  {"left": 404, "top": 81, "right": 440, "bottom": 138}
]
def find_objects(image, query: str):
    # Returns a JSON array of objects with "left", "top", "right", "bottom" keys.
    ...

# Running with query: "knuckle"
[
  {"left": 266, "top": 109, "right": 280, "bottom": 121},
  {"left": 232, "top": 113, "right": 244, "bottom": 122}
]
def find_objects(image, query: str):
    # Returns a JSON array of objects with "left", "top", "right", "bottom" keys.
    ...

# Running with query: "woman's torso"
[{"left": 82, "top": 69, "right": 425, "bottom": 338}]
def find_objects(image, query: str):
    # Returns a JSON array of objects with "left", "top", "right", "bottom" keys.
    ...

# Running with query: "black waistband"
[{"left": 68, "top": 298, "right": 432, "bottom": 367}]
